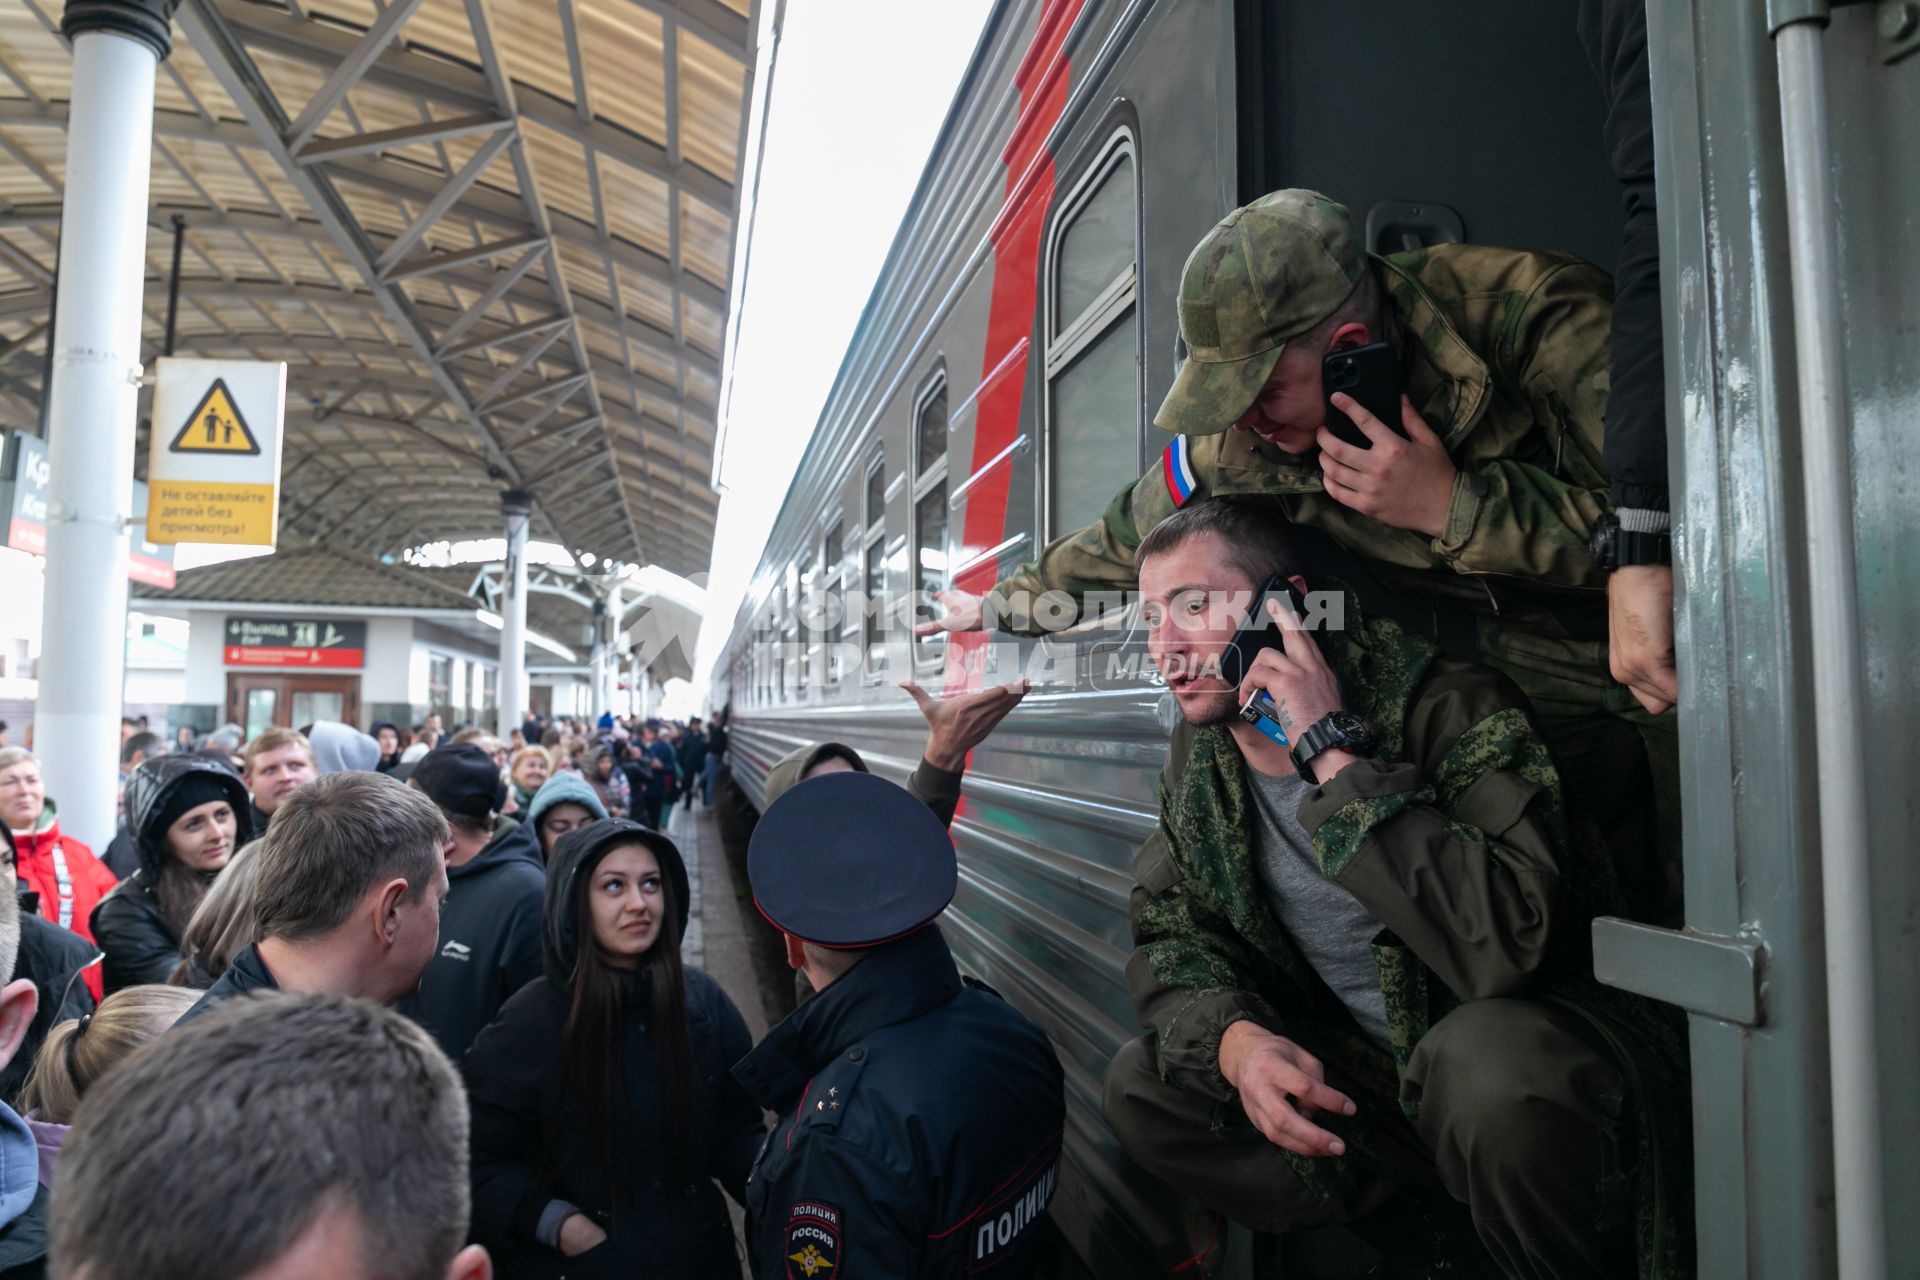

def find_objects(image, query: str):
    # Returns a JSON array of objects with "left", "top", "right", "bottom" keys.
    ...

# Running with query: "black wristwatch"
[
  {"left": 1289, "top": 711, "right": 1378, "bottom": 785},
  {"left": 1589, "top": 514, "right": 1672, "bottom": 572}
]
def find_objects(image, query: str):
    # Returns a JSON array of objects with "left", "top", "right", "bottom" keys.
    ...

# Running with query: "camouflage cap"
[{"left": 1153, "top": 190, "right": 1367, "bottom": 436}]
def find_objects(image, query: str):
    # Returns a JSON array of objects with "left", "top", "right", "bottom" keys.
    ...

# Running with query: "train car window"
[
  {"left": 864, "top": 453, "right": 887, "bottom": 530},
  {"left": 862, "top": 537, "right": 886, "bottom": 683},
  {"left": 1044, "top": 128, "right": 1142, "bottom": 540},
  {"left": 823, "top": 519, "right": 844, "bottom": 588},
  {"left": 912, "top": 375, "right": 950, "bottom": 664},
  {"left": 821, "top": 517, "right": 846, "bottom": 686},
  {"left": 915, "top": 382, "right": 949, "bottom": 476},
  {"left": 1054, "top": 156, "right": 1136, "bottom": 334}
]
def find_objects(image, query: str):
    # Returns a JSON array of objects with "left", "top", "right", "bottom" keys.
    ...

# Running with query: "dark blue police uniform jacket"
[{"left": 733, "top": 925, "right": 1066, "bottom": 1279}]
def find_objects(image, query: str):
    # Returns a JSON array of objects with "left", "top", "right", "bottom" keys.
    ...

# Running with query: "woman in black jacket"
[
  {"left": 463, "top": 819, "right": 764, "bottom": 1279},
  {"left": 89, "top": 755, "right": 253, "bottom": 994}
]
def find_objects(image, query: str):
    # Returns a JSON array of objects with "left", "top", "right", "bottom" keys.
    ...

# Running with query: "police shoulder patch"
[{"left": 787, "top": 1201, "right": 842, "bottom": 1279}]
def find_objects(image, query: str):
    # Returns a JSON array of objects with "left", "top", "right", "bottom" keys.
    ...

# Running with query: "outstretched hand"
[
  {"left": 912, "top": 589, "right": 987, "bottom": 637},
  {"left": 902, "top": 678, "right": 1030, "bottom": 771}
]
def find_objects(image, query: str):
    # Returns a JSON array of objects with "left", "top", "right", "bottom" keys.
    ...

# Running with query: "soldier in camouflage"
[
  {"left": 1102, "top": 496, "right": 1691, "bottom": 1278},
  {"left": 920, "top": 190, "right": 1679, "bottom": 926}
]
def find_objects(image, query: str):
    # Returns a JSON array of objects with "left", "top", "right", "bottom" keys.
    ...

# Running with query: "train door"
[{"left": 1234, "top": 0, "right": 1618, "bottom": 263}]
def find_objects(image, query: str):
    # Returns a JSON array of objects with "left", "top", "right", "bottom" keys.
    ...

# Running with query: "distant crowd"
[{"left": 0, "top": 704, "right": 733, "bottom": 1277}]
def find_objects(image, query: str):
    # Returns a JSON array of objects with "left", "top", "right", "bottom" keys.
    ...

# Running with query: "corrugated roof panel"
[
  {"left": 579, "top": 0, "right": 667, "bottom": 145},
  {"left": 518, "top": 117, "right": 596, "bottom": 232},
  {"left": 164, "top": 38, "right": 244, "bottom": 121},
  {"left": 248, "top": 47, "right": 329, "bottom": 126},
  {"left": 159, "top": 136, "right": 276, "bottom": 212},
  {"left": 555, "top": 235, "right": 611, "bottom": 309},
  {"left": 597, "top": 153, "right": 671, "bottom": 261},
  {"left": 614, "top": 262, "right": 676, "bottom": 335},
  {"left": 681, "top": 294, "right": 723, "bottom": 357},
  {"left": 677, "top": 29, "right": 744, "bottom": 184},
  {"left": 0, "top": 126, "right": 63, "bottom": 197},
  {"left": 489, "top": 0, "right": 578, "bottom": 109},
  {"left": 679, "top": 190, "right": 731, "bottom": 288},
  {"left": 0, "top": 7, "right": 72, "bottom": 105},
  {"left": 397, "top": 0, "right": 485, "bottom": 76}
]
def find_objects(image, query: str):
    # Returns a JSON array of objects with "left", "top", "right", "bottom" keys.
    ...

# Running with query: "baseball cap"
[
  {"left": 1153, "top": 189, "right": 1368, "bottom": 436},
  {"left": 409, "top": 743, "right": 505, "bottom": 820}
]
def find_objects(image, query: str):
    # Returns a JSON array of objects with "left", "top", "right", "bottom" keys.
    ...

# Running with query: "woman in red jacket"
[{"left": 0, "top": 748, "right": 117, "bottom": 999}]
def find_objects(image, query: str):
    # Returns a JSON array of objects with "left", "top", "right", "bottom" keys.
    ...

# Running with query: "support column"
[
  {"left": 602, "top": 580, "right": 623, "bottom": 718},
  {"left": 37, "top": 0, "right": 177, "bottom": 848},
  {"left": 498, "top": 490, "right": 530, "bottom": 736}
]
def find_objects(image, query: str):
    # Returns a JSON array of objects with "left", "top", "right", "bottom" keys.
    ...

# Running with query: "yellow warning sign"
[
  {"left": 148, "top": 480, "right": 278, "bottom": 545},
  {"left": 168, "top": 378, "right": 261, "bottom": 455}
]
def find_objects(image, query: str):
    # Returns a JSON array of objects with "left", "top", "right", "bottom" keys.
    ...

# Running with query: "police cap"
[{"left": 748, "top": 770, "right": 957, "bottom": 948}]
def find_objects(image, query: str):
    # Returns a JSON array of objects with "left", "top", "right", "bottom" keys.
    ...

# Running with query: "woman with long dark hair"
[
  {"left": 464, "top": 819, "right": 764, "bottom": 1278},
  {"left": 91, "top": 755, "right": 254, "bottom": 995}
]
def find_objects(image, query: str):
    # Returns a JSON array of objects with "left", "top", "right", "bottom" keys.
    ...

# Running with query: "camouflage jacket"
[
  {"left": 991, "top": 244, "right": 1617, "bottom": 651},
  {"left": 1126, "top": 600, "right": 1693, "bottom": 1275}
]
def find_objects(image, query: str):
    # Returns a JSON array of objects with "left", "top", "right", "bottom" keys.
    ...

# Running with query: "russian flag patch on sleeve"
[{"left": 1161, "top": 434, "right": 1197, "bottom": 507}]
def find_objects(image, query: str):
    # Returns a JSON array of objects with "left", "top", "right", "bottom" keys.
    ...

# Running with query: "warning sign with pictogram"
[
  {"left": 168, "top": 378, "right": 261, "bottom": 455},
  {"left": 147, "top": 358, "right": 287, "bottom": 546}
]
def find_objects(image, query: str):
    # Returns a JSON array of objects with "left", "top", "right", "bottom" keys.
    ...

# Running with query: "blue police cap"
[{"left": 748, "top": 770, "right": 957, "bottom": 948}]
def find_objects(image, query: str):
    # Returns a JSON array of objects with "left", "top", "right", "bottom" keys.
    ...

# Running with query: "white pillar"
[
  {"left": 601, "top": 580, "right": 623, "bottom": 717},
  {"left": 498, "top": 491, "right": 530, "bottom": 735},
  {"left": 37, "top": 13, "right": 168, "bottom": 848}
]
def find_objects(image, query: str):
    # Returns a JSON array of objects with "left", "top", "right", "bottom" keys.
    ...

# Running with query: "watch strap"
[
  {"left": 1616, "top": 527, "right": 1672, "bottom": 567},
  {"left": 1288, "top": 717, "right": 1343, "bottom": 786}
]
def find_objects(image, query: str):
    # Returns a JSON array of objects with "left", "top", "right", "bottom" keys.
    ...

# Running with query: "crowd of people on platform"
[{"left": 0, "top": 678, "right": 1068, "bottom": 1280}]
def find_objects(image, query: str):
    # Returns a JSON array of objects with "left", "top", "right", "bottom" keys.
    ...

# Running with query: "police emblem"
[{"left": 786, "top": 1201, "right": 841, "bottom": 1278}]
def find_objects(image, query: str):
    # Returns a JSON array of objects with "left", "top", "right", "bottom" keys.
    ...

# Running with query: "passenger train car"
[{"left": 713, "top": 1, "right": 1920, "bottom": 1275}]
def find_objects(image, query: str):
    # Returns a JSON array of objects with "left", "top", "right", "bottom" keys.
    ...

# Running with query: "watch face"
[{"left": 1332, "top": 712, "right": 1377, "bottom": 754}]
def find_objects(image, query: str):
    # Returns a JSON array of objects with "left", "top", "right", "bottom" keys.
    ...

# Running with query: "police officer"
[
  {"left": 918, "top": 189, "right": 1679, "bottom": 926},
  {"left": 733, "top": 771, "right": 1066, "bottom": 1279}
]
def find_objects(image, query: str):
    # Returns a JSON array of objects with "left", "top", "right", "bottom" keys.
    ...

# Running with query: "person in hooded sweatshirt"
[
  {"left": 90, "top": 755, "right": 254, "bottom": 995},
  {"left": 463, "top": 819, "right": 764, "bottom": 1279},
  {"left": 523, "top": 772, "right": 608, "bottom": 862},
  {"left": 401, "top": 743, "right": 544, "bottom": 1062},
  {"left": 0, "top": 749, "right": 118, "bottom": 1004},
  {"left": 307, "top": 719, "right": 381, "bottom": 776}
]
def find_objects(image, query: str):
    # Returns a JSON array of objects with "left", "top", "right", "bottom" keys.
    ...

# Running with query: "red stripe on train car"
[
  {"left": 945, "top": 0, "right": 1083, "bottom": 821},
  {"left": 949, "top": 0, "right": 1083, "bottom": 691}
]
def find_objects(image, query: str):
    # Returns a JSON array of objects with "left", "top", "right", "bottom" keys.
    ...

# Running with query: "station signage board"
[
  {"left": 0, "top": 431, "right": 176, "bottom": 588},
  {"left": 147, "top": 358, "right": 288, "bottom": 546},
  {"left": 223, "top": 617, "right": 367, "bottom": 668}
]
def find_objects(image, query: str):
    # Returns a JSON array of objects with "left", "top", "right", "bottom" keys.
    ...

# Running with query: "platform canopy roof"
[{"left": 0, "top": 0, "right": 758, "bottom": 578}]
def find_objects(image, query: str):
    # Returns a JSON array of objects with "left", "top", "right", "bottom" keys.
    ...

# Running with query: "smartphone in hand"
[{"left": 1322, "top": 342, "right": 1404, "bottom": 449}]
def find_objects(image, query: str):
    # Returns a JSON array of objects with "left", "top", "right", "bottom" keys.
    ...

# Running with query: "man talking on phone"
[
  {"left": 918, "top": 190, "right": 1680, "bottom": 926},
  {"left": 1103, "top": 495, "right": 1690, "bottom": 1278}
]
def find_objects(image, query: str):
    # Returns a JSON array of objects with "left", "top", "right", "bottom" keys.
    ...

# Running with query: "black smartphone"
[
  {"left": 1322, "top": 341, "right": 1404, "bottom": 449},
  {"left": 1217, "top": 574, "right": 1311, "bottom": 690}
]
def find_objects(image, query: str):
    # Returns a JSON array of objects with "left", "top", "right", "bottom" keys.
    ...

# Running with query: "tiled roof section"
[{"left": 133, "top": 544, "right": 481, "bottom": 612}]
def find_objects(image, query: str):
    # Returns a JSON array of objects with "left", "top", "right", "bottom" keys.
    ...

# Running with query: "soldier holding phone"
[
  {"left": 919, "top": 189, "right": 1680, "bottom": 926},
  {"left": 1105, "top": 495, "right": 1692, "bottom": 1278}
]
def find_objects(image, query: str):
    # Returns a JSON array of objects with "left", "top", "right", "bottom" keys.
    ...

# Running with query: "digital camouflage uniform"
[
  {"left": 1101, "top": 594, "right": 1693, "bottom": 1278},
  {"left": 986, "top": 191, "right": 1679, "bottom": 924}
]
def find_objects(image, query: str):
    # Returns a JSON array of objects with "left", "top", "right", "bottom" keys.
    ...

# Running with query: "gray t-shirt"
[{"left": 1245, "top": 766, "right": 1391, "bottom": 1048}]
